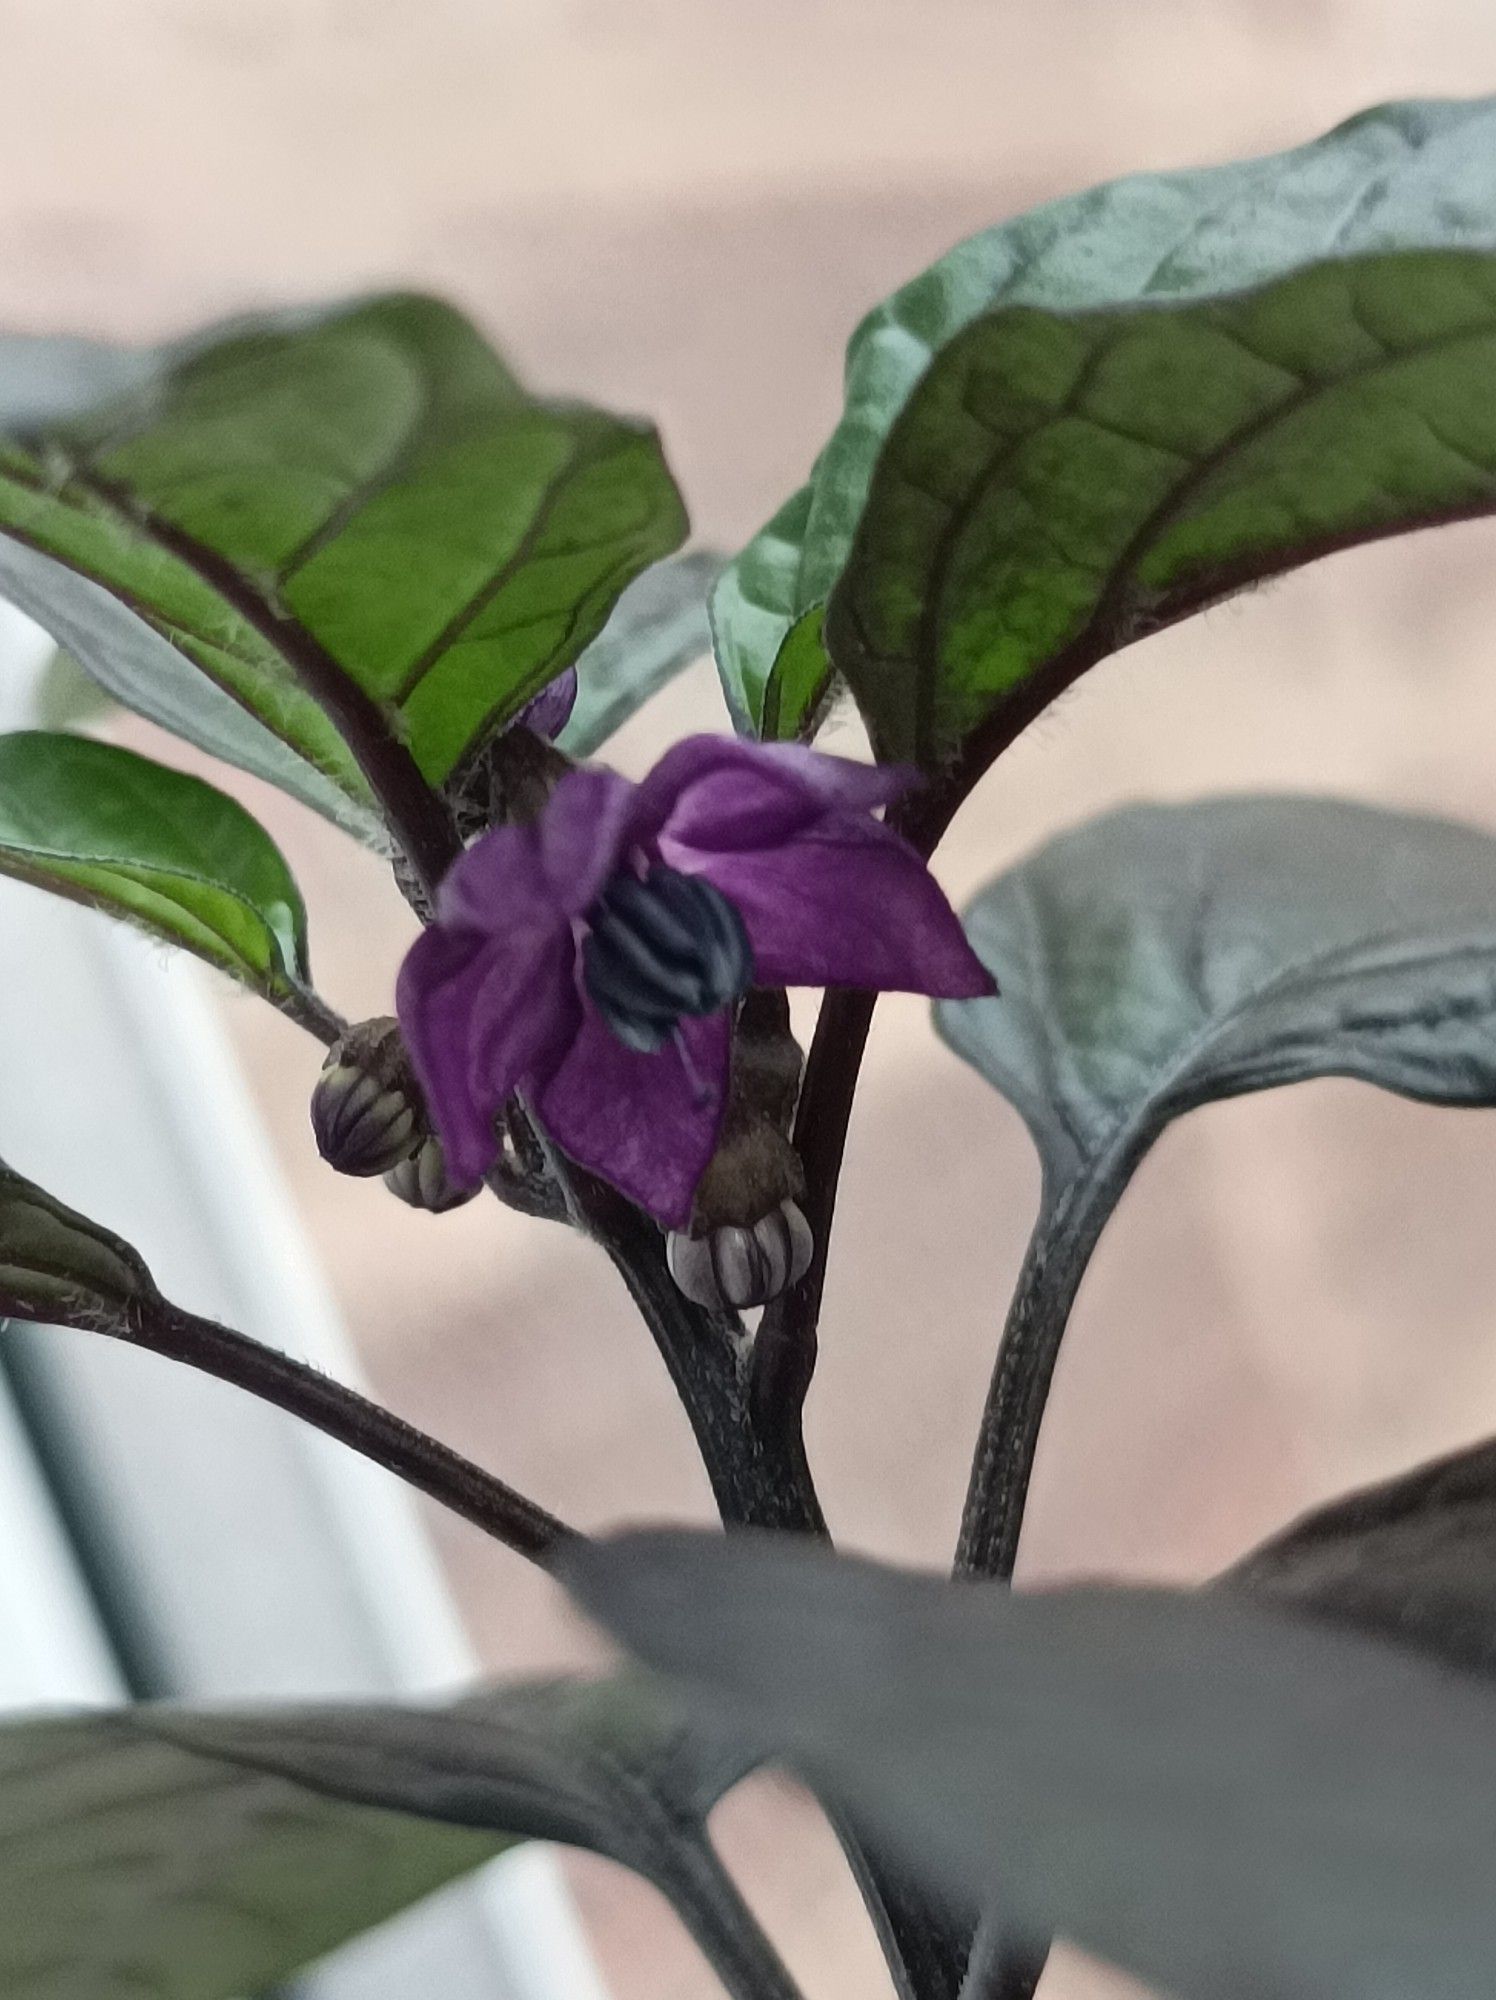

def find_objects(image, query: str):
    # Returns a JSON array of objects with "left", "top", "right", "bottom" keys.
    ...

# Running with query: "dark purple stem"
[
  {"left": 93, "top": 1295, "right": 575, "bottom": 1564},
  {"left": 566, "top": 1167, "right": 827, "bottom": 1534},
  {"left": 750, "top": 773, "right": 963, "bottom": 1435}
]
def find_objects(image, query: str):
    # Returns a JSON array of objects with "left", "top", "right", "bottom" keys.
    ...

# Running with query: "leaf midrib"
[
  {"left": 0, "top": 849, "right": 292, "bottom": 990},
  {"left": 57, "top": 464, "right": 460, "bottom": 879},
  {"left": 1079, "top": 305, "right": 1496, "bottom": 639},
  {"left": 276, "top": 357, "right": 437, "bottom": 582},
  {"left": 135, "top": 1713, "right": 604, "bottom": 1845},
  {"left": 0, "top": 459, "right": 368, "bottom": 798},
  {"left": 913, "top": 290, "right": 1496, "bottom": 762},
  {"left": 388, "top": 421, "right": 622, "bottom": 706},
  {"left": 1043, "top": 924, "right": 1496, "bottom": 1198}
]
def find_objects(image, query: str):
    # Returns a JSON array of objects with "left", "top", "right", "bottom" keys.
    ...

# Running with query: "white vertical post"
[{"left": 0, "top": 1372, "right": 122, "bottom": 1712}]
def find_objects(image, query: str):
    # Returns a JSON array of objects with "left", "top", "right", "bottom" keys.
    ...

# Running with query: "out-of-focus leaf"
[
  {"left": 0, "top": 1673, "right": 762, "bottom": 2000},
  {"left": 33, "top": 648, "right": 114, "bottom": 730},
  {"left": 1226, "top": 1435, "right": 1496, "bottom": 1674},
  {"left": 937, "top": 796, "right": 1496, "bottom": 1575},
  {"left": 0, "top": 1709, "right": 508, "bottom": 2000},
  {"left": 0, "top": 1157, "right": 157, "bottom": 1326},
  {"left": 566, "top": 1526, "right": 1496, "bottom": 2000},
  {"left": 557, "top": 549, "right": 719, "bottom": 756},
  {"left": 713, "top": 97, "right": 1496, "bottom": 758},
  {"left": 0, "top": 295, "right": 686, "bottom": 838},
  {"left": 147, "top": 1674, "right": 755, "bottom": 1850},
  {"left": 0, "top": 331, "right": 161, "bottom": 430},
  {"left": 0, "top": 732, "right": 318, "bottom": 1014}
]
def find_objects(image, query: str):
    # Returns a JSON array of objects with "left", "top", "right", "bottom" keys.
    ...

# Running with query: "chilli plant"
[{"left": 11, "top": 93, "right": 1496, "bottom": 2000}]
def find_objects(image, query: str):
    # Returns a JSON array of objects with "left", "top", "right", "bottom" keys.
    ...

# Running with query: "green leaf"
[
  {"left": 0, "top": 1709, "right": 507, "bottom": 2000},
  {"left": 761, "top": 607, "right": 835, "bottom": 743},
  {"left": 557, "top": 548, "right": 719, "bottom": 757},
  {"left": 0, "top": 530, "right": 383, "bottom": 842},
  {"left": 713, "top": 96, "right": 1496, "bottom": 759},
  {"left": 1226, "top": 1435, "right": 1496, "bottom": 1676},
  {"left": 33, "top": 648, "right": 114, "bottom": 731},
  {"left": 0, "top": 1157, "right": 157, "bottom": 1326},
  {"left": 0, "top": 294, "right": 687, "bottom": 837},
  {"left": 710, "top": 484, "right": 816, "bottom": 733},
  {"left": 0, "top": 732, "right": 321, "bottom": 1019},
  {"left": 566, "top": 1526, "right": 1496, "bottom": 2000},
  {"left": 937, "top": 796, "right": 1496, "bottom": 1575},
  {"left": 833, "top": 246, "right": 1496, "bottom": 762},
  {"left": 0, "top": 1674, "right": 761, "bottom": 2000},
  {"left": 0, "top": 331, "right": 161, "bottom": 430},
  {"left": 144, "top": 1674, "right": 755, "bottom": 1855}
]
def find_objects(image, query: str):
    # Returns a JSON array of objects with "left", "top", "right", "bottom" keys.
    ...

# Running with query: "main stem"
[
  {"left": 750, "top": 775, "right": 960, "bottom": 1440},
  {"left": 751, "top": 984, "right": 877, "bottom": 1435},
  {"left": 577, "top": 1172, "right": 826, "bottom": 1533},
  {"left": 737, "top": 772, "right": 986, "bottom": 2000},
  {"left": 593, "top": 1162, "right": 968, "bottom": 2000}
]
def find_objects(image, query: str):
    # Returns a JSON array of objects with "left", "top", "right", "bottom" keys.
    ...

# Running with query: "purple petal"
[
  {"left": 633, "top": 736, "right": 915, "bottom": 854},
  {"left": 695, "top": 817, "right": 995, "bottom": 997},
  {"left": 397, "top": 920, "right": 580, "bottom": 1186},
  {"left": 536, "top": 766, "right": 640, "bottom": 911},
  {"left": 537, "top": 1006, "right": 732, "bottom": 1228},
  {"left": 515, "top": 666, "right": 578, "bottom": 742},
  {"left": 439, "top": 766, "right": 637, "bottom": 930}
]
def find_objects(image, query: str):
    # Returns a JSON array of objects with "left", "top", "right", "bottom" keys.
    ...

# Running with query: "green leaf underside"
[
  {"left": 34, "top": 647, "right": 114, "bottom": 731},
  {"left": 712, "top": 96, "right": 1496, "bottom": 749},
  {"left": 831, "top": 247, "right": 1496, "bottom": 761},
  {"left": 938, "top": 794, "right": 1496, "bottom": 1275},
  {"left": 0, "top": 532, "right": 381, "bottom": 842},
  {"left": 709, "top": 484, "right": 814, "bottom": 732},
  {"left": 0, "top": 293, "right": 686, "bottom": 824},
  {"left": 761, "top": 606, "right": 834, "bottom": 741},
  {"left": 25, "top": 552, "right": 720, "bottom": 768},
  {"left": 0, "top": 732, "right": 311, "bottom": 1003},
  {"left": 0, "top": 1712, "right": 507, "bottom": 2000},
  {"left": 0, "top": 1157, "right": 156, "bottom": 1323},
  {"left": 565, "top": 1527, "right": 1496, "bottom": 2000},
  {"left": 0, "top": 1675, "right": 754, "bottom": 2000}
]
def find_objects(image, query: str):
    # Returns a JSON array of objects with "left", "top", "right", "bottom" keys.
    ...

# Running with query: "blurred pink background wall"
[{"left": 6, "top": 4, "right": 1496, "bottom": 1993}]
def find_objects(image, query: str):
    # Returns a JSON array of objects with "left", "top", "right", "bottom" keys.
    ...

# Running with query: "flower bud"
[
  {"left": 667, "top": 1199, "right": 813, "bottom": 1311},
  {"left": 311, "top": 1018, "right": 423, "bottom": 1178},
  {"left": 383, "top": 1134, "right": 477, "bottom": 1214}
]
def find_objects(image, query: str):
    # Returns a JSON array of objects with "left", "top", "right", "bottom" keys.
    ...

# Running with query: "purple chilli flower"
[{"left": 397, "top": 736, "right": 994, "bottom": 1230}]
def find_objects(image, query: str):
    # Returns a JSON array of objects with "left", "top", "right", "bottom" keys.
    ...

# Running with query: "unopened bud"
[
  {"left": 311, "top": 1019, "right": 422, "bottom": 1178},
  {"left": 383, "top": 1135, "right": 477, "bottom": 1214},
  {"left": 667, "top": 1199, "right": 812, "bottom": 1311}
]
